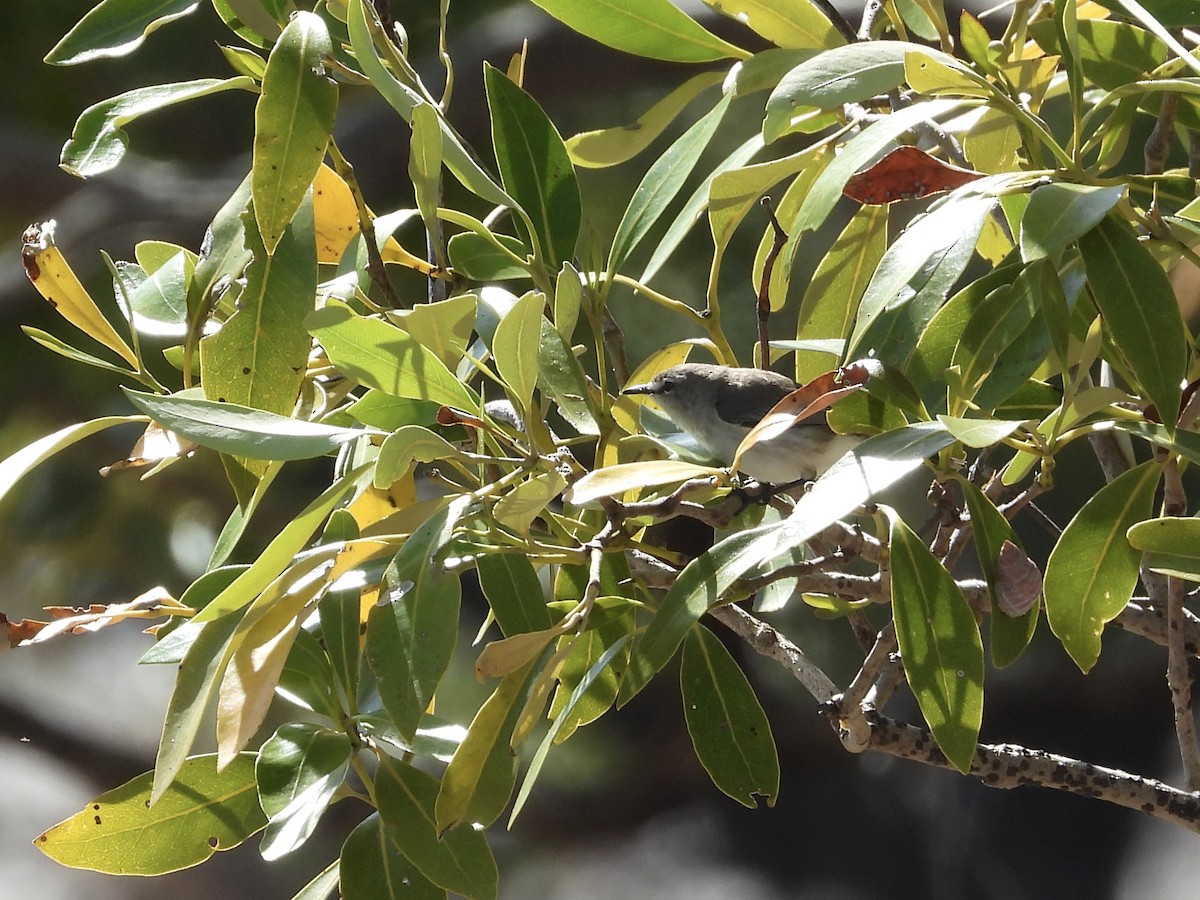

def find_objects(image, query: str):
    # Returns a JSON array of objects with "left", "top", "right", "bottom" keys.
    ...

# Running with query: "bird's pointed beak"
[{"left": 621, "top": 381, "right": 656, "bottom": 396}]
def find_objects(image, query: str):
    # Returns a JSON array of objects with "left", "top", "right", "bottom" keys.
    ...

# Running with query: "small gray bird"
[{"left": 622, "top": 363, "right": 860, "bottom": 484}]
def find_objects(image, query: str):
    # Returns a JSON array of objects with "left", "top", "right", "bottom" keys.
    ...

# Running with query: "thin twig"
[
  {"left": 327, "top": 140, "right": 404, "bottom": 309},
  {"left": 756, "top": 197, "right": 788, "bottom": 369},
  {"left": 709, "top": 604, "right": 839, "bottom": 703}
]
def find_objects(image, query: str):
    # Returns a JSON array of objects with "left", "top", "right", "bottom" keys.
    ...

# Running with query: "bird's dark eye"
[{"left": 660, "top": 380, "right": 673, "bottom": 392}]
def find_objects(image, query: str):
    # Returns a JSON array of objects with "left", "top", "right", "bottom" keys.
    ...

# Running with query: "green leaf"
[
  {"left": 609, "top": 92, "right": 732, "bottom": 274},
  {"left": 795, "top": 203, "right": 888, "bottom": 383},
  {"left": 366, "top": 497, "right": 469, "bottom": 739},
  {"left": 885, "top": 508, "right": 984, "bottom": 774},
  {"left": 21, "top": 327, "right": 140, "bottom": 378},
  {"left": 527, "top": 0, "right": 750, "bottom": 62},
  {"left": 564, "top": 460, "right": 724, "bottom": 506},
  {"left": 345, "top": 0, "right": 512, "bottom": 209},
  {"left": 409, "top": 102, "right": 444, "bottom": 245},
  {"left": 61, "top": 77, "right": 255, "bottom": 177},
  {"left": 1020, "top": 183, "right": 1125, "bottom": 262},
  {"left": 764, "top": 42, "right": 921, "bottom": 140},
  {"left": 277, "top": 625, "right": 340, "bottom": 717},
  {"left": 954, "top": 476, "right": 1038, "bottom": 667},
  {"left": 936, "top": 415, "right": 1027, "bottom": 448},
  {"left": 1044, "top": 460, "right": 1160, "bottom": 672},
  {"left": 118, "top": 248, "right": 192, "bottom": 337},
  {"left": 680, "top": 625, "right": 779, "bottom": 808},
  {"left": 907, "top": 257, "right": 1022, "bottom": 395},
  {"left": 340, "top": 814, "right": 445, "bottom": 899},
  {"left": 436, "top": 661, "right": 536, "bottom": 833},
  {"left": 253, "top": 11, "right": 337, "bottom": 253},
  {"left": 376, "top": 759, "right": 498, "bottom": 899},
  {"left": 949, "top": 259, "right": 1051, "bottom": 409},
  {"left": 645, "top": 133, "right": 765, "bottom": 285},
  {"left": 123, "top": 389, "right": 364, "bottom": 460},
  {"left": 537, "top": 318, "right": 601, "bottom": 435},
  {"left": 193, "top": 469, "right": 365, "bottom": 625},
  {"left": 0, "top": 416, "right": 145, "bottom": 509},
  {"left": 211, "top": 0, "right": 286, "bottom": 47},
  {"left": 476, "top": 553, "right": 554, "bottom": 636},
  {"left": 847, "top": 193, "right": 995, "bottom": 364},
  {"left": 309, "top": 304, "right": 479, "bottom": 409},
  {"left": 701, "top": 0, "right": 842, "bottom": 50},
  {"left": 151, "top": 611, "right": 244, "bottom": 802},
  {"left": 492, "top": 291, "right": 545, "bottom": 415},
  {"left": 46, "top": 0, "right": 201, "bottom": 65},
  {"left": 257, "top": 723, "right": 352, "bottom": 860},
  {"left": 390, "top": 293, "right": 477, "bottom": 370},
  {"left": 1128, "top": 517, "right": 1200, "bottom": 582},
  {"left": 374, "top": 426, "right": 462, "bottom": 487},
  {"left": 566, "top": 71, "right": 725, "bottom": 168},
  {"left": 484, "top": 65, "right": 581, "bottom": 268},
  {"left": 548, "top": 599, "right": 635, "bottom": 740},
  {"left": 35, "top": 754, "right": 265, "bottom": 875},
  {"left": 511, "top": 635, "right": 630, "bottom": 824},
  {"left": 1079, "top": 216, "right": 1186, "bottom": 436},
  {"left": 202, "top": 195, "right": 317, "bottom": 491},
  {"left": 447, "top": 232, "right": 530, "bottom": 280}
]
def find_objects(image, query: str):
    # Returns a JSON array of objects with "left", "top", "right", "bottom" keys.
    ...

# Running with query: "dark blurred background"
[{"left": 3, "top": 3, "right": 1200, "bottom": 898}]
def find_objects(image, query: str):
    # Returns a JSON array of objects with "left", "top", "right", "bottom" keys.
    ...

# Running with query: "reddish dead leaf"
[
  {"left": 14, "top": 587, "right": 189, "bottom": 646},
  {"left": 732, "top": 365, "right": 867, "bottom": 466},
  {"left": 437, "top": 406, "right": 495, "bottom": 432},
  {"left": 2, "top": 612, "right": 46, "bottom": 647},
  {"left": 995, "top": 540, "right": 1042, "bottom": 617},
  {"left": 843, "top": 146, "right": 983, "bottom": 205}
]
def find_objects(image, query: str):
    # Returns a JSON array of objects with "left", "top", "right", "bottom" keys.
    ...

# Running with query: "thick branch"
[{"left": 854, "top": 710, "right": 1200, "bottom": 835}]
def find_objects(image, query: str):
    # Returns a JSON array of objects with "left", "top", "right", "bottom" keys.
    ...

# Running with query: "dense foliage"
[{"left": 7, "top": 0, "right": 1200, "bottom": 895}]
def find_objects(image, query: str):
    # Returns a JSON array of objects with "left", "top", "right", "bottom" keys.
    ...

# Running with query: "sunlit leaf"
[
  {"left": 36, "top": 754, "right": 264, "bottom": 875},
  {"left": 257, "top": 723, "right": 351, "bottom": 860},
  {"left": 46, "top": 0, "right": 201, "bottom": 65},
  {"left": 253, "top": 11, "right": 337, "bottom": 253},
  {"left": 885, "top": 508, "right": 983, "bottom": 774},
  {"left": 60, "top": 77, "right": 255, "bottom": 177},
  {"left": 527, "top": 0, "right": 749, "bottom": 62},
  {"left": 681, "top": 625, "right": 779, "bottom": 808},
  {"left": 1044, "top": 460, "right": 1159, "bottom": 672}
]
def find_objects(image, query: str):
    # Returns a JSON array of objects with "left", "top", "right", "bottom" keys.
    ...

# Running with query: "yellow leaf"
[
  {"left": 475, "top": 626, "right": 560, "bottom": 680},
  {"left": 21, "top": 220, "right": 137, "bottom": 367},
  {"left": 311, "top": 163, "right": 435, "bottom": 273}
]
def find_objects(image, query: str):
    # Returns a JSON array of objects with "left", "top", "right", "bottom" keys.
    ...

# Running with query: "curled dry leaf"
[
  {"left": 99, "top": 422, "right": 198, "bottom": 476},
  {"left": 731, "top": 363, "right": 868, "bottom": 472},
  {"left": 995, "top": 539, "right": 1042, "bottom": 617},
  {"left": 5, "top": 587, "right": 188, "bottom": 647},
  {"left": 843, "top": 146, "right": 983, "bottom": 205}
]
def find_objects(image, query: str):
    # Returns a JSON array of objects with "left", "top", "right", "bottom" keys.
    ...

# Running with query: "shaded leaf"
[
  {"left": 885, "top": 508, "right": 984, "bottom": 774},
  {"left": 681, "top": 625, "right": 779, "bottom": 808},
  {"left": 340, "top": 814, "right": 444, "bottom": 899},
  {"left": 376, "top": 759, "right": 498, "bottom": 899},
  {"left": 257, "top": 723, "right": 351, "bottom": 861}
]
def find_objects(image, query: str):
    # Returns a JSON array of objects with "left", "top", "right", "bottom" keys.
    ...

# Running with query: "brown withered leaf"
[
  {"left": 732, "top": 363, "right": 869, "bottom": 465},
  {"left": 995, "top": 540, "right": 1042, "bottom": 617},
  {"left": 100, "top": 421, "right": 197, "bottom": 477},
  {"left": 843, "top": 146, "right": 983, "bottom": 205},
  {"left": 11, "top": 587, "right": 189, "bottom": 647}
]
